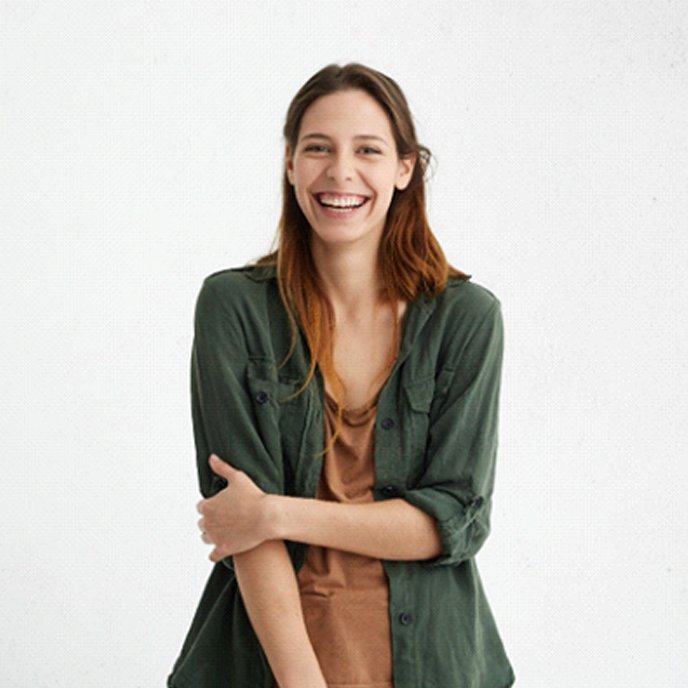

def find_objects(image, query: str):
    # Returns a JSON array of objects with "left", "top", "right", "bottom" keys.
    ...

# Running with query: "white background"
[{"left": 1, "top": 1, "right": 686, "bottom": 686}]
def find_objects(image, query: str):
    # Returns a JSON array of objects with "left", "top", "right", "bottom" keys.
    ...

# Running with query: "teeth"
[{"left": 318, "top": 194, "right": 366, "bottom": 208}]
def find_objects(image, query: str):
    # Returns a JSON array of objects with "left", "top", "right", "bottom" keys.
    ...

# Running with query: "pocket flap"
[{"left": 404, "top": 375, "right": 435, "bottom": 412}]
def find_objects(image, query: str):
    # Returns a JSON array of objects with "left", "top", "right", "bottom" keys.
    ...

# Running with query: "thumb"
[{"left": 208, "top": 453, "right": 238, "bottom": 478}]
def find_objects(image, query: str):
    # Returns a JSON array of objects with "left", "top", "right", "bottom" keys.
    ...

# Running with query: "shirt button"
[
  {"left": 381, "top": 417, "right": 395, "bottom": 430},
  {"left": 255, "top": 390, "right": 269, "bottom": 404},
  {"left": 399, "top": 612, "right": 413, "bottom": 625},
  {"left": 381, "top": 485, "right": 399, "bottom": 497},
  {"left": 472, "top": 495, "right": 484, "bottom": 507}
]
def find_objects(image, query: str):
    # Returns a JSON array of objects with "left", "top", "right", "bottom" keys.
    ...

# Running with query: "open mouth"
[{"left": 314, "top": 193, "right": 371, "bottom": 216}]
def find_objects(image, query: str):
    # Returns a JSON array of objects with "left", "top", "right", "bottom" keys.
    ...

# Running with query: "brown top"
[{"left": 273, "top": 389, "right": 393, "bottom": 688}]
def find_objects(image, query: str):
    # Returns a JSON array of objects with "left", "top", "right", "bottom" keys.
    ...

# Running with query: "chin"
[{"left": 312, "top": 227, "right": 382, "bottom": 249}]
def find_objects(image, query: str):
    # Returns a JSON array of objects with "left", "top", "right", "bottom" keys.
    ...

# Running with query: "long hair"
[{"left": 251, "top": 62, "right": 469, "bottom": 457}]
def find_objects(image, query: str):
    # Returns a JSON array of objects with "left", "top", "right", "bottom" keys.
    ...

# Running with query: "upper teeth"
[{"left": 318, "top": 194, "right": 366, "bottom": 208}]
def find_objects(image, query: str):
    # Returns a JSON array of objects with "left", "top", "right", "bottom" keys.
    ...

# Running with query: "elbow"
[
  {"left": 421, "top": 513, "right": 492, "bottom": 568},
  {"left": 401, "top": 489, "right": 493, "bottom": 568},
  {"left": 427, "top": 519, "right": 445, "bottom": 560}
]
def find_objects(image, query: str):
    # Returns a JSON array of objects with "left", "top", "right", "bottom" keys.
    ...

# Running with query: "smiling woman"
[
  {"left": 286, "top": 89, "right": 416, "bottom": 252},
  {"left": 285, "top": 88, "right": 416, "bottom": 260},
  {"left": 167, "top": 62, "right": 516, "bottom": 688}
]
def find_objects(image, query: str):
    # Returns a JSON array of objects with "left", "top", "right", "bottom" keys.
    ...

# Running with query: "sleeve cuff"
[{"left": 401, "top": 487, "right": 486, "bottom": 568}]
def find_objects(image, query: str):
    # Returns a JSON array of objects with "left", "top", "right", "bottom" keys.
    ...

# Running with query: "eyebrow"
[{"left": 300, "top": 133, "right": 389, "bottom": 146}]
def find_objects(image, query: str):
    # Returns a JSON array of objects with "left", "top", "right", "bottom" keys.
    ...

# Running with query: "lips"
[{"left": 314, "top": 192, "right": 370, "bottom": 208}]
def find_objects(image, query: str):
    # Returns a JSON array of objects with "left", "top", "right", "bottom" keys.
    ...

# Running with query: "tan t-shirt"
[{"left": 273, "top": 389, "right": 393, "bottom": 688}]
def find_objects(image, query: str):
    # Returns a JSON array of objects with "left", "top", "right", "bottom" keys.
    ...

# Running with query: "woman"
[{"left": 167, "top": 63, "right": 515, "bottom": 688}]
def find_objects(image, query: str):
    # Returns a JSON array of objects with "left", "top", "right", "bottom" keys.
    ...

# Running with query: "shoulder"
[
  {"left": 420, "top": 275, "right": 503, "bottom": 366},
  {"left": 202, "top": 262, "right": 275, "bottom": 292},
  {"left": 196, "top": 263, "right": 275, "bottom": 315},
  {"left": 436, "top": 274, "right": 502, "bottom": 324}
]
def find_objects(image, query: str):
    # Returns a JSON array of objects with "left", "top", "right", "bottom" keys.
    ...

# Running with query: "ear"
[
  {"left": 285, "top": 143, "right": 295, "bottom": 186},
  {"left": 395, "top": 152, "right": 417, "bottom": 191}
]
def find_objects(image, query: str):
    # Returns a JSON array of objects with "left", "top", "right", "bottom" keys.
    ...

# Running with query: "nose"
[{"left": 326, "top": 151, "right": 354, "bottom": 182}]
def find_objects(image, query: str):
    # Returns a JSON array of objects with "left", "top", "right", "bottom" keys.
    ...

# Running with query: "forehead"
[{"left": 299, "top": 89, "right": 392, "bottom": 138}]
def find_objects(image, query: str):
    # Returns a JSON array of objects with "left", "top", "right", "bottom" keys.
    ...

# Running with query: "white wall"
[{"left": 1, "top": 1, "right": 686, "bottom": 686}]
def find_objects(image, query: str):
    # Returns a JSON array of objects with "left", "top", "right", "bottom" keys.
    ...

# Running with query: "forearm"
[
  {"left": 233, "top": 540, "right": 326, "bottom": 688},
  {"left": 268, "top": 495, "right": 444, "bottom": 561}
]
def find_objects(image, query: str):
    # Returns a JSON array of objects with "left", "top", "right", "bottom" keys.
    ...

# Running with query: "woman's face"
[{"left": 285, "top": 89, "right": 416, "bottom": 251}]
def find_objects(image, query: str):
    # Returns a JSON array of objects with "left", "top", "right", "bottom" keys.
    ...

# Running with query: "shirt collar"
[{"left": 243, "top": 262, "right": 470, "bottom": 368}]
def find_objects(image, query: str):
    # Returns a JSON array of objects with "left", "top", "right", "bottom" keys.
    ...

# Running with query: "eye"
[
  {"left": 360, "top": 146, "right": 381, "bottom": 155},
  {"left": 304, "top": 144, "right": 328, "bottom": 153}
]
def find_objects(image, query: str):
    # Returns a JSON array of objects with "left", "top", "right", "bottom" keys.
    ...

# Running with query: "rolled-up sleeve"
[
  {"left": 401, "top": 300, "right": 504, "bottom": 568},
  {"left": 191, "top": 277, "right": 285, "bottom": 567}
]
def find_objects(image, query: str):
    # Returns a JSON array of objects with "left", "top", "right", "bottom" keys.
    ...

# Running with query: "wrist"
[{"left": 263, "top": 494, "right": 287, "bottom": 541}]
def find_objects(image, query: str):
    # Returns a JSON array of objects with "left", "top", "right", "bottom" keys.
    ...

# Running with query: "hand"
[{"left": 196, "top": 453, "right": 273, "bottom": 562}]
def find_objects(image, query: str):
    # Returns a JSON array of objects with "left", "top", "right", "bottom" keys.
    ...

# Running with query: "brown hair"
[{"left": 250, "top": 62, "right": 469, "bottom": 456}]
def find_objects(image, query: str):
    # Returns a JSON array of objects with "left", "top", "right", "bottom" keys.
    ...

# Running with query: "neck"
[{"left": 309, "top": 237, "right": 385, "bottom": 318}]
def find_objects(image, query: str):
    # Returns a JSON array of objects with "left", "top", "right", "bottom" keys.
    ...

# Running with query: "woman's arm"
[
  {"left": 190, "top": 276, "right": 323, "bottom": 685},
  {"left": 267, "top": 494, "right": 443, "bottom": 562},
  {"left": 233, "top": 540, "right": 327, "bottom": 688}
]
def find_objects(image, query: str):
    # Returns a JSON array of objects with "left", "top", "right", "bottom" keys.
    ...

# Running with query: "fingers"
[
  {"left": 208, "top": 454, "right": 244, "bottom": 481},
  {"left": 197, "top": 515, "right": 209, "bottom": 529},
  {"left": 198, "top": 516, "right": 211, "bottom": 542},
  {"left": 208, "top": 453, "right": 230, "bottom": 476}
]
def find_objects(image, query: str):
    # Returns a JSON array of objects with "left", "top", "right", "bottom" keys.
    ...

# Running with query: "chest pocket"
[
  {"left": 404, "top": 374, "right": 434, "bottom": 460},
  {"left": 245, "top": 357, "right": 283, "bottom": 470},
  {"left": 403, "top": 365, "right": 455, "bottom": 463},
  {"left": 246, "top": 357, "right": 313, "bottom": 496}
]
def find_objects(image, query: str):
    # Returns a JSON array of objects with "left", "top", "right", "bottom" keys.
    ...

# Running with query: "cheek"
[
  {"left": 293, "top": 178, "right": 316, "bottom": 203},
  {"left": 370, "top": 167, "right": 398, "bottom": 193},
  {"left": 371, "top": 178, "right": 396, "bottom": 205},
  {"left": 294, "top": 159, "right": 320, "bottom": 180},
  {"left": 294, "top": 188, "right": 316, "bottom": 217}
]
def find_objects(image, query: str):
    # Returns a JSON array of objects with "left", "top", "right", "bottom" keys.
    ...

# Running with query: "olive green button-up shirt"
[{"left": 167, "top": 263, "right": 516, "bottom": 688}]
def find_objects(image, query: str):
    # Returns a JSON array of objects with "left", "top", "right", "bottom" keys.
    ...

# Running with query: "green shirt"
[{"left": 167, "top": 263, "right": 516, "bottom": 688}]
